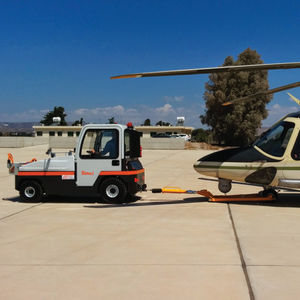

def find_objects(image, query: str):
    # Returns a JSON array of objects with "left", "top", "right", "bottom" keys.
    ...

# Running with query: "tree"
[
  {"left": 142, "top": 118, "right": 151, "bottom": 126},
  {"left": 156, "top": 120, "right": 171, "bottom": 126},
  {"left": 72, "top": 118, "right": 83, "bottom": 126},
  {"left": 40, "top": 106, "right": 67, "bottom": 126},
  {"left": 108, "top": 117, "right": 116, "bottom": 124},
  {"left": 200, "top": 48, "right": 272, "bottom": 146},
  {"left": 191, "top": 128, "right": 209, "bottom": 142}
]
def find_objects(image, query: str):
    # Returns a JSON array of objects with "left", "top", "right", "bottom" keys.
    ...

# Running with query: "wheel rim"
[
  {"left": 24, "top": 186, "right": 36, "bottom": 198},
  {"left": 106, "top": 184, "right": 119, "bottom": 198}
]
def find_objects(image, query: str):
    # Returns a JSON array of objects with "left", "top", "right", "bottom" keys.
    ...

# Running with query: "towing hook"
[{"left": 151, "top": 188, "right": 162, "bottom": 193}]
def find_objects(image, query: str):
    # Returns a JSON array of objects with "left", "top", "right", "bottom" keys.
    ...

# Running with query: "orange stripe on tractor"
[
  {"left": 18, "top": 171, "right": 75, "bottom": 176},
  {"left": 18, "top": 169, "right": 144, "bottom": 177},
  {"left": 100, "top": 169, "right": 144, "bottom": 176}
]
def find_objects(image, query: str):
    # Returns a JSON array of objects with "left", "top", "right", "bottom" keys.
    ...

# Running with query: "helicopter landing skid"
[{"left": 151, "top": 187, "right": 276, "bottom": 202}]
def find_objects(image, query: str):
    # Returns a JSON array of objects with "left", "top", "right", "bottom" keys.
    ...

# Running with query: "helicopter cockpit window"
[
  {"left": 292, "top": 131, "right": 300, "bottom": 160},
  {"left": 254, "top": 121, "right": 294, "bottom": 158}
]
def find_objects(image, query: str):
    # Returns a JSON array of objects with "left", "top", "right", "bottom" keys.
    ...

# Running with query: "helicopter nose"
[{"left": 193, "top": 159, "right": 219, "bottom": 178}]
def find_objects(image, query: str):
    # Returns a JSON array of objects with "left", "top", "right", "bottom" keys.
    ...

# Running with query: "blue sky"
[{"left": 0, "top": 0, "right": 299, "bottom": 127}]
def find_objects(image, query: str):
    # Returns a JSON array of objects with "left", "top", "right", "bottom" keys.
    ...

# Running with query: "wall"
[
  {"left": 49, "top": 137, "right": 186, "bottom": 150},
  {"left": 0, "top": 137, "right": 48, "bottom": 148},
  {"left": 49, "top": 136, "right": 78, "bottom": 149},
  {"left": 0, "top": 136, "right": 186, "bottom": 150},
  {"left": 141, "top": 138, "right": 185, "bottom": 150}
]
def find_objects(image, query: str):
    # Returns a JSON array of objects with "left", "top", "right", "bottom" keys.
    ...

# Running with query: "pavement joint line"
[
  {"left": 0, "top": 202, "right": 43, "bottom": 222},
  {"left": 248, "top": 265, "right": 300, "bottom": 267},
  {"left": 0, "top": 263, "right": 242, "bottom": 267},
  {"left": 2, "top": 263, "right": 300, "bottom": 267},
  {"left": 227, "top": 203, "right": 255, "bottom": 300}
]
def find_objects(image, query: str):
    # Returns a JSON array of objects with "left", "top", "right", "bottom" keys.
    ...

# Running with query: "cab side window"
[
  {"left": 80, "top": 129, "right": 119, "bottom": 159},
  {"left": 292, "top": 131, "right": 300, "bottom": 160}
]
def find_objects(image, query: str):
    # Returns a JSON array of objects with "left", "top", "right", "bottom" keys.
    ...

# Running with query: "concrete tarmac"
[{"left": 1, "top": 145, "right": 300, "bottom": 299}]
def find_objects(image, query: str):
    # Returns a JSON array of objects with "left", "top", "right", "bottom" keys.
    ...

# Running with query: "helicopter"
[{"left": 111, "top": 62, "right": 300, "bottom": 197}]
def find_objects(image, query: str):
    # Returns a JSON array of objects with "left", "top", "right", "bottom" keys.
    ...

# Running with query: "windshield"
[
  {"left": 80, "top": 129, "right": 119, "bottom": 159},
  {"left": 254, "top": 121, "right": 294, "bottom": 157}
]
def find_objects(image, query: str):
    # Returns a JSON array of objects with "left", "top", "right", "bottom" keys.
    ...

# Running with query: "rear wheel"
[
  {"left": 19, "top": 181, "right": 43, "bottom": 202},
  {"left": 100, "top": 178, "right": 127, "bottom": 204}
]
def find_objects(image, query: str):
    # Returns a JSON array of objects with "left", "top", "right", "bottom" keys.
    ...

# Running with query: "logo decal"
[{"left": 81, "top": 171, "right": 94, "bottom": 176}]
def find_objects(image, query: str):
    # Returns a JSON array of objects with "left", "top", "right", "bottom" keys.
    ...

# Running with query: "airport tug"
[{"left": 7, "top": 123, "right": 146, "bottom": 204}]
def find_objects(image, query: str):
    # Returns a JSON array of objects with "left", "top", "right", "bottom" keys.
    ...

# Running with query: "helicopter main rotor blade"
[
  {"left": 111, "top": 62, "right": 300, "bottom": 79},
  {"left": 222, "top": 81, "right": 300, "bottom": 106},
  {"left": 287, "top": 92, "right": 300, "bottom": 106}
]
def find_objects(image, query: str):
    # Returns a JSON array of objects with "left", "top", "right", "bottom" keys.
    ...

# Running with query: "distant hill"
[{"left": 0, "top": 122, "right": 36, "bottom": 133}]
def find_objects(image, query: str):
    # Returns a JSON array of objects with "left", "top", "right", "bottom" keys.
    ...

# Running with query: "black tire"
[
  {"left": 99, "top": 178, "right": 127, "bottom": 204},
  {"left": 19, "top": 180, "right": 43, "bottom": 202}
]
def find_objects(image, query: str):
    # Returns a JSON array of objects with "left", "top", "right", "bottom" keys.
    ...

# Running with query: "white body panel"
[
  {"left": 19, "top": 155, "right": 75, "bottom": 172},
  {"left": 75, "top": 124, "right": 126, "bottom": 187}
]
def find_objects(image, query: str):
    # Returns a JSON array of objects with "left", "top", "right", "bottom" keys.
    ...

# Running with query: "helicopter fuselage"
[{"left": 194, "top": 112, "right": 300, "bottom": 193}]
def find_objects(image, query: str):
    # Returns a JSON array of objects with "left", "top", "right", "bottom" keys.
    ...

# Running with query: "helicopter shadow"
[
  {"left": 230, "top": 193, "right": 300, "bottom": 208},
  {"left": 184, "top": 193, "right": 300, "bottom": 208}
]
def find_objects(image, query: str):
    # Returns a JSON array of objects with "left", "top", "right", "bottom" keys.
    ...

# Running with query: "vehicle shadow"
[
  {"left": 2, "top": 194, "right": 143, "bottom": 205},
  {"left": 3, "top": 193, "right": 300, "bottom": 208},
  {"left": 83, "top": 197, "right": 207, "bottom": 209},
  {"left": 2, "top": 195, "right": 101, "bottom": 204}
]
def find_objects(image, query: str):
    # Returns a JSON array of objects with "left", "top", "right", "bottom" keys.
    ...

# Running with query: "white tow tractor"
[{"left": 7, "top": 123, "right": 146, "bottom": 204}]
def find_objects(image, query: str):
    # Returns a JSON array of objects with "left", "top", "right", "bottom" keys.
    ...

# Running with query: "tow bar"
[{"left": 151, "top": 187, "right": 276, "bottom": 202}]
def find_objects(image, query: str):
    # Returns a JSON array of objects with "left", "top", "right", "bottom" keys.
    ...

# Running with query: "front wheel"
[
  {"left": 99, "top": 178, "right": 127, "bottom": 204},
  {"left": 19, "top": 181, "right": 43, "bottom": 202}
]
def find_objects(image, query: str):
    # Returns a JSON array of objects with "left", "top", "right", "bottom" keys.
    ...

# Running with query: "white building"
[
  {"left": 33, "top": 125, "right": 194, "bottom": 138},
  {"left": 32, "top": 124, "right": 194, "bottom": 150}
]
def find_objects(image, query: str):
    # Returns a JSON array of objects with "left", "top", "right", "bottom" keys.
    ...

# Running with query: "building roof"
[{"left": 33, "top": 125, "right": 194, "bottom": 133}]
